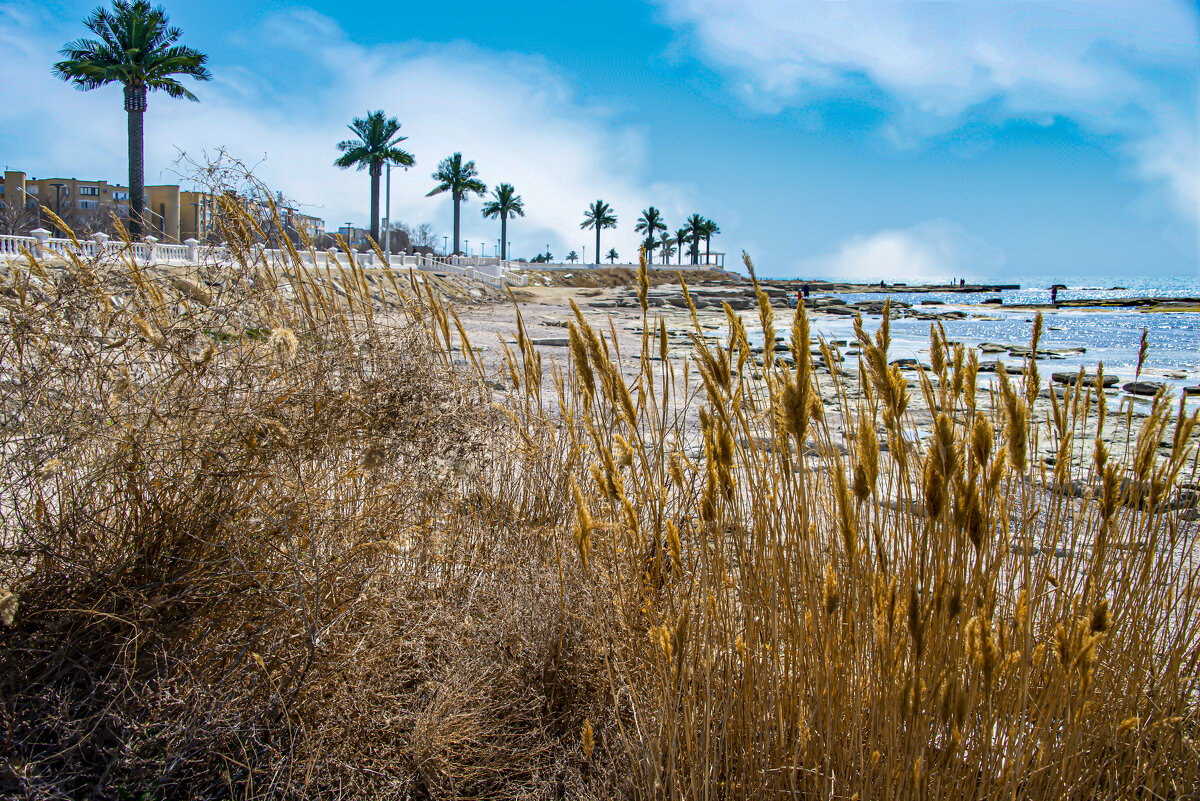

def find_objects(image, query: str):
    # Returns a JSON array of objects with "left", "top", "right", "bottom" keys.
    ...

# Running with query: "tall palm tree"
[
  {"left": 481, "top": 183, "right": 524, "bottom": 261},
  {"left": 606, "top": 248, "right": 619, "bottom": 264},
  {"left": 686, "top": 214, "right": 707, "bottom": 265},
  {"left": 675, "top": 227, "right": 690, "bottom": 265},
  {"left": 54, "top": 0, "right": 210, "bottom": 237},
  {"left": 701, "top": 218, "right": 721, "bottom": 266},
  {"left": 567, "top": 250, "right": 579, "bottom": 264},
  {"left": 427, "top": 153, "right": 486, "bottom": 255},
  {"left": 657, "top": 232, "right": 675, "bottom": 264},
  {"left": 580, "top": 200, "right": 617, "bottom": 266},
  {"left": 634, "top": 206, "right": 666, "bottom": 265},
  {"left": 334, "top": 110, "right": 415, "bottom": 244}
]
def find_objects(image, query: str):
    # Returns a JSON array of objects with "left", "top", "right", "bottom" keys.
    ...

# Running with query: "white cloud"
[
  {"left": 797, "top": 219, "right": 1005, "bottom": 283},
  {"left": 0, "top": 5, "right": 701, "bottom": 260},
  {"left": 655, "top": 0, "right": 1200, "bottom": 237}
]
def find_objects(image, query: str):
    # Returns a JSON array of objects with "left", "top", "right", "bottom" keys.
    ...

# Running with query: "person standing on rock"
[{"left": 1051, "top": 286, "right": 1059, "bottom": 305}]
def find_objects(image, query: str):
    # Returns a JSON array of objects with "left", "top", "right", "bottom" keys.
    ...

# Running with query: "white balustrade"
[{"left": 0, "top": 235, "right": 521, "bottom": 287}]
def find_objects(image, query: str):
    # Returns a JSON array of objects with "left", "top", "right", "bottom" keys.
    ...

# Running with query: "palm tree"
[
  {"left": 634, "top": 206, "right": 666, "bottom": 264},
  {"left": 481, "top": 183, "right": 524, "bottom": 261},
  {"left": 334, "top": 110, "right": 415, "bottom": 244},
  {"left": 641, "top": 235, "right": 657, "bottom": 262},
  {"left": 580, "top": 200, "right": 617, "bottom": 266},
  {"left": 675, "top": 227, "right": 690, "bottom": 265},
  {"left": 685, "top": 214, "right": 707, "bottom": 265},
  {"left": 657, "top": 232, "right": 675, "bottom": 264},
  {"left": 606, "top": 248, "right": 619, "bottom": 264},
  {"left": 567, "top": 250, "right": 579, "bottom": 264},
  {"left": 54, "top": 0, "right": 210, "bottom": 237},
  {"left": 427, "top": 153, "right": 486, "bottom": 255},
  {"left": 701, "top": 218, "right": 721, "bottom": 266}
]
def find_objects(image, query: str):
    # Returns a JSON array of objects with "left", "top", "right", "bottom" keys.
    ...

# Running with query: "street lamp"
[
  {"left": 50, "top": 183, "right": 66, "bottom": 235},
  {"left": 443, "top": 235, "right": 448, "bottom": 255},
  {"left": 189, "top": 201, "right": 204, "bottom": 241},
  {"left": 383, "top": 163, "right": 392, "bottom": 262}
]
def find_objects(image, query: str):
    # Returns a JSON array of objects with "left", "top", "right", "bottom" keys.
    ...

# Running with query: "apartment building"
[
  {"left": 2, "top": 169, "right": 331, "bottom": 245},
  {"left": 0, "top": 169, "right": 217, "bottom": 243}
]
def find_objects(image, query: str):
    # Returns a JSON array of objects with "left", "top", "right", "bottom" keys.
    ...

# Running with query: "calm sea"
[{"left": 761, "top": 274, "right": 1200, "bottom": 405}]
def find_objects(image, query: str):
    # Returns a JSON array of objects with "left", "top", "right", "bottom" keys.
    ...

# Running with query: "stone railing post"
[
  {"left": 91, "top": 231, "right": 109, "bottom": 258},
  {"left": 30, "top": 228, "right": 50, "bottom": 259},
  {"left": 183, "top": 238, "right": 199, "bottom": 264},
  {"left": 144, "top": 235, "right": 158, "bottom": 265}
]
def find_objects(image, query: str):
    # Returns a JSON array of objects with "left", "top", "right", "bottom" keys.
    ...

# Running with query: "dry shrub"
[{"left": 0, "top": 195, "right": 617, "bottom": 798}]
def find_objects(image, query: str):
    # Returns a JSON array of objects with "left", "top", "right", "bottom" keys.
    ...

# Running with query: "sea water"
[{"left": 750, "top": 274, "right": 1200, "bottom": 408}]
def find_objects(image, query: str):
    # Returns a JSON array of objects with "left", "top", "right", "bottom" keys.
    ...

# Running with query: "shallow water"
[{"left": 745, "top": 276, "right": 1200, "bottom": 411}]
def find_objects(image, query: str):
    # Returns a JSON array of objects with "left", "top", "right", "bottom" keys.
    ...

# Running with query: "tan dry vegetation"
[{"left": 1, "top": 205, "right": 1198, "bottom": 800}]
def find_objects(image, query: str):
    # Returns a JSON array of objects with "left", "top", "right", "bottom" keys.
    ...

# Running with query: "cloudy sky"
[{"left": 1, "top": 0, "right": 1197, "bottom": 281}]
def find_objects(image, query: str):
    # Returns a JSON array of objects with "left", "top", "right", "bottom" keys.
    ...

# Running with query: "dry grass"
[{"left": 1, "top": 198, "right": 1197, "bottom": 799}]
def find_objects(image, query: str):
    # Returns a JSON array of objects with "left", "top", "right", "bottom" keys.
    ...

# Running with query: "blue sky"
[{"left": 1, "top": 0, "right": 1197, "bottom": 281}]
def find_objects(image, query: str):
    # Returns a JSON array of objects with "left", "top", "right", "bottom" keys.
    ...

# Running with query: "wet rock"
[
  {"left": 1052, "top": 371, "right": 1118, "bottom": 388},
  {"left": 979, "top": 342, "right": 1009, "bottom": 353},
  {"left": 1123, "top": 380, "right": 1165, "bottom": 396},
  {"left": 812, "top": 297, "right": 848, "bottom": 308},
  {"left": 977, "top": 361, "right": 1024, "bottom": 375}
]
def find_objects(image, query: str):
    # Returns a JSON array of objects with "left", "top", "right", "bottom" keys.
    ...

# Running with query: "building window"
[
  {"left": 79, "top": 186, "right": 99, "bottom": 196},
  {"left": 112, "top": 191, "right": 128, "bottom": 201},
  {"left": 26, "top": 186, "right": 38, "bottom": 194},
  {"left": 79, "top": 200, "right": 99, "bottom": 210}
]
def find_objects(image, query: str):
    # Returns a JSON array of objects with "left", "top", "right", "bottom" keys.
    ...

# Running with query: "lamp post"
[
  {"left": 50, "top": 183, "right": 66, "bottom": 236},
  {"left": 189, "top": 201, "right": 204, "bottom": 241},
  {"left": 383, "top": 162, "right": 392, "bottom": 263},
  {"left": 443, "top": 235, "right": 448, "bottom": 256}
]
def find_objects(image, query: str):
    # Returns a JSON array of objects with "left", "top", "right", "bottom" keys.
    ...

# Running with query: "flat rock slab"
[
  {"left": 1052, "top": 372, "right": 1119, "bottom": 387},
  {"left": 978, "top": 361, "right": 1024, "bottom": 375},
  {"left": 1124, "top": 380, "right": 1166, "bottom": 396}
]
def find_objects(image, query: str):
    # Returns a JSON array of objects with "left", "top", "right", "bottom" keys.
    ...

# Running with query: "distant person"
[
  {"left": 960, "top": 278, "right": 965, "bottom": 287},
  {"left": 880, "top": 280, "right": 886, "bottom": 288},
  {"left": 802, "top": 283, "right": 811, "bottom": 298},
  {"left": 794, "top": 289, "right": 802, "bottom": 308},
  {"left": 1051, "top": 286, "right": 1059, "bottom": 304}
]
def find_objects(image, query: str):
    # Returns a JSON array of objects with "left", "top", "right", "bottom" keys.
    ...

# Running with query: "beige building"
[
  {"left": 2, "top": 169, "right": 331, "bottom": 245},
  {"left": 1, "top": 169, "right": 217, "bottom": 242}
]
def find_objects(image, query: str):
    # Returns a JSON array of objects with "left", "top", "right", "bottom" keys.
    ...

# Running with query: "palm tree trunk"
[
  {"left": 595, "top": 229, "right": 600, "bottom": 267},
  {"left": 124, "top": 84, "right": 147, "bottom": 238},
  {"left": 500, "top": 214, "right": 507, "bottom": 261},
  {"left": 453, "top": 193, "right": 461, "bottom": 255},
  {"left": 369, "top": 163, "right": 381, "bottom": 245},
  {"left": 705, "top": 235, "right": 711, "bottom": 266}
]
